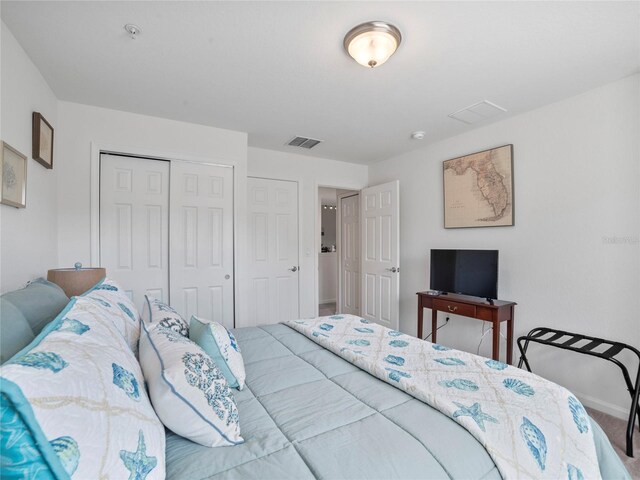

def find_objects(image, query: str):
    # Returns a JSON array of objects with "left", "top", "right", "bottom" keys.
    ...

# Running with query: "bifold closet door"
[
  {"left": 169, "top": 162, "right": 234, "bottom": 328},
  {"left": 100, "top": 154, "right": 170, "bottom": 307}
]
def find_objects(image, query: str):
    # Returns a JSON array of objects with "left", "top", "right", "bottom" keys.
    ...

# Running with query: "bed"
[
  {"left": 166, "top": 323, "right": 629, "bottom": 479},
  {"left": 0, "top": 279, "right": 631, "bottom": 479}
]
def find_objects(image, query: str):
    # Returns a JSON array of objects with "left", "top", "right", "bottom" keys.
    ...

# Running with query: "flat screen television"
[{"left": 430, "top": 249, "right": 499, "bottom": 300}]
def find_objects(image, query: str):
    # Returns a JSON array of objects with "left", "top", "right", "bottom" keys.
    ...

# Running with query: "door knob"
[
  {"left": 225, "top": 274, "right": 230, "bottom": 280},
  {"left": 386, "top": 267, "right": 399, "bottom": 273},
  {"left": 289, "top": 266, "right": 298, "bottom": 272}
]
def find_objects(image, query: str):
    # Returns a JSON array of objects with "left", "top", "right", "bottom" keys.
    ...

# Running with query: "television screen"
[{"left": 430, "top": 249, "right": 499, "bottom": 299}]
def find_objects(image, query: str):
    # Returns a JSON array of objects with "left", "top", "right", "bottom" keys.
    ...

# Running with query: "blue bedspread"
[{"left": 165, "top": 324, "right": 630, "bottom": 479}]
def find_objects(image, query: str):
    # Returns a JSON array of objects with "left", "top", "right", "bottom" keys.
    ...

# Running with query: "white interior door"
[
  {"left": 169, "top": 162, "right": 234, "bottom": 328},
  {"left": 247, "top": 177, "right": 299, "bottom": 326},
  {"left": 360, "top": 180, "right": 400, "bottom": 329},
  {"left": 100, "top": 154, "right": 169, "bottom": 307},
  {"left": 338, "top": 193, "right": 360, "bottom": 315}
]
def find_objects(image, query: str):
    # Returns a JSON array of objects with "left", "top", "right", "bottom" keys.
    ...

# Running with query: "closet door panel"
[
  {"left": 170, "top": 163, "right": 234, "bottom": 328},
  {"left": 100, "top": 154, "right": 170, "bottom": 309}
]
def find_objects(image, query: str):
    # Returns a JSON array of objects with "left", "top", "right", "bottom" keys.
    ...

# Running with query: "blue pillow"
[
  {"left": 0, "top": 300, "right": 35, "bottom": 364},
  {"left": 1, "top": 278, "right": 69, "bottom": 335},
  {"left": 189, "top": 316, "right": 246, "bottom": 390}
]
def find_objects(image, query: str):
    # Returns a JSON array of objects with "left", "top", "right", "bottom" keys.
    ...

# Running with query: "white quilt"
[{"left": 284, "top": 315, "right": 600, "bottom": 480}]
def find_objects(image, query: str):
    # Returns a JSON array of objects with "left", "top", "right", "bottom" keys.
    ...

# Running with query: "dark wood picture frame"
[
  {"left": 1, "top": 141, "right": 28, "bottom": 208},
  {"left": 32, "top": 112, "right": 54, "bottom": 169}
]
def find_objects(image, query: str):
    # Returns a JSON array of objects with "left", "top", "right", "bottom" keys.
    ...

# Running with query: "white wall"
[
  {"left": 248, "top": 147, "right": 368, "bottom": 319},
  {"left": 55, "top": 101, "right": 250, "bottom": 322},
  {"left": 369, "top": 74, "right": 640, "bottom": 418},
  {"left": 0, "top": 22, "right": 59, "bottom": 292}
]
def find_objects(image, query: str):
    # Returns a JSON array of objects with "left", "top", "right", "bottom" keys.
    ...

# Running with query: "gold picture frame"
[
  {"left": 1, "top": 141, "right": 28, "bottom": 208},
  {"left": 32, "top": 112, "right": 54, "bottom": 169}
]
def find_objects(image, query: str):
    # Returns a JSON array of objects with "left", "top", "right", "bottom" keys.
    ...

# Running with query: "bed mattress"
[{"left": 165, "top": 324, "right": 628, "bottom": 479}]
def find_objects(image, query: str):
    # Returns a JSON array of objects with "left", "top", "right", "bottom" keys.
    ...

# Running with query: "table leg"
[
  {"left": 431, "top": 309, "right": 438, "bottom": 343},
  {"left": 492, "top": 319, "right": 500, "bottom": 361},
  {"left": 417, "top": 300, "right": 423, "bottom": 339},
  {"left": 506, "top": 314, "right": 514, "bottom": 365}
]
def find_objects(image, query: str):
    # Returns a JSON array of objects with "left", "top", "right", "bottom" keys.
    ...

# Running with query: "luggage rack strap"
[{"left": 517, "top": 326, "right": 640, "bottom": 458}]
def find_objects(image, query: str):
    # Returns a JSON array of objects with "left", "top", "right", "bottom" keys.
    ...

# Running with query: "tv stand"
[{"left": 417, "top": 292, "right": 517, "bottom": 364}]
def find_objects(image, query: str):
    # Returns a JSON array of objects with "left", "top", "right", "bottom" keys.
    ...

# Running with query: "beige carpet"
[
  {"left": 319, "top": 302, "right": 336, "bottom": 316},
  {"left": 587, "top": 407, "right": 639, "bottom": 478}
]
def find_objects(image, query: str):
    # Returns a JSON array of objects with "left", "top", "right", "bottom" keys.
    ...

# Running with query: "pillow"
[
  {"left": 142, "top": 295, "right": 189, "bottom": 337},
  {"left": 82, "top": 277, "right": 140, "bottom": 352},
  {"left": 0, "top": 299, "right": 35, "bottom": 364},
  {"left": 0, "top": 296, "right": 166, "bottom": 479},
  {"left": 190, "top": 316, "right": 246, "bottom": 390},
  {"left": 1, "top": 278, "right": 69, "bottom": 335},
  {"left": 139, "top": 321, "right": 243, "bottom": 447}
]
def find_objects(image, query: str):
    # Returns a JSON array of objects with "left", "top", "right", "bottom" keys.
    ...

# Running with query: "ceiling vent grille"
[
  {"left": 449, "top": 100, "right": 507, "bottom": 125},
  {"left": 287, "top": 136, "right": 323, "bottom": 149}
]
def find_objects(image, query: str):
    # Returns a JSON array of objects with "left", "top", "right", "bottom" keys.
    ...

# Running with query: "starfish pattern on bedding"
[
  {"left": 452, "top": 402, "right": 499, "bottom": 432},
  {"left": 119, "top": 430, "right": 157, "bottom": 480}
]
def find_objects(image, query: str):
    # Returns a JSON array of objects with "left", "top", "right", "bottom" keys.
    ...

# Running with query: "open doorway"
[
  {"left": 319, "top": 187, "right": 338, "bottom": 316},
  {"left": 318, "top": 187, "right": 358, "bottom": 316}
]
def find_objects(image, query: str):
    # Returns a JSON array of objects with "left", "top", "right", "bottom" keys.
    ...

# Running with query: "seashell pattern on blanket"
[
  {"left": 520, "top": 416, "right": 547, "bottom": 471},
  {"left": 55, "top": 318, "right": 90, "bottom": 335},
  {"left": 50, "top": 436, "right": 80, "bottom": 476},
  {"left": 13, "top": 352, "right": 68, "bottom": 373},
  {"left": 503, "top": 378, "right": 535, "bottom": 397},
  {"left": 283, "top": 314, "right": 601, "bottom": 480}
]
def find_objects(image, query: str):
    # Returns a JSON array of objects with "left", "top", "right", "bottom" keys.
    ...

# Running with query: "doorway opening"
[{"left": 318, "top": 187, "right": 358, "bottom": 317}]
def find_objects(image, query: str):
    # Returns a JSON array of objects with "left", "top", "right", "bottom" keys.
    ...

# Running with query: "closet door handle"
[{"left": 289, "top": 266, "right": 298, "bottom": 272}]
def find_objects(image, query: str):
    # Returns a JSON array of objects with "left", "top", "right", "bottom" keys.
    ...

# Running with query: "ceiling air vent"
[
  {"left": 449, "top": 100, "right": 507, "bottom": 125},
  {"left": 286, "top": 136, "right": 323, "bottom": 149}
]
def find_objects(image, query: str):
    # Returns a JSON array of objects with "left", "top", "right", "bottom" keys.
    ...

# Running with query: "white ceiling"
[{"left": 2, "top": 1, "right": 639, "bottom": 164}]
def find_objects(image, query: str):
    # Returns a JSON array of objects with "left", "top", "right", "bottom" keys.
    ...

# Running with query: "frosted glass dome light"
[{"left": 344, "top": 21, "right": 402, "bottom": 68}]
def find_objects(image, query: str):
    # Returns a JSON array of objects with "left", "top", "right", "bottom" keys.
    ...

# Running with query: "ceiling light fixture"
[{"left": 344, "top": 21, "right": 402, "bottom": 68}]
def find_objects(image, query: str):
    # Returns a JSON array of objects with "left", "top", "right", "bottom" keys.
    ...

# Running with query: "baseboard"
[{"left": 575, "top": 390, "right": 629, "bottom": 420}]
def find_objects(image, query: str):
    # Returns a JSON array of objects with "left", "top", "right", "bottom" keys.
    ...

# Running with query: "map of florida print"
[{"left": 443, "top": 145, "right": 513, "bottom": 228}]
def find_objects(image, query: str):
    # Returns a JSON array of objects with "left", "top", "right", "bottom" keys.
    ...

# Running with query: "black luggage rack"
[{"left": 517, "top": 327, "right": 640, "bottom": 457}]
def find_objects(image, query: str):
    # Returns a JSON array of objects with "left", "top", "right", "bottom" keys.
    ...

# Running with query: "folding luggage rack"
[{"left": 517, "top": 327, "right": 640, "bottom": 457}]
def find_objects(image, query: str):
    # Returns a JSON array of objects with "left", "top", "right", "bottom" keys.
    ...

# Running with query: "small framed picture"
[
  {"left": 32, "top": 112, "right": 54, "bottom": 169},
  {"left": 1, "top": 141, "right": 27, "bottom": 208}
]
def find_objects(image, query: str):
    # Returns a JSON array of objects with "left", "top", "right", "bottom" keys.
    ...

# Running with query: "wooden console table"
[{"left": 417, "top": 292, "right": 517, "bottom": 364}]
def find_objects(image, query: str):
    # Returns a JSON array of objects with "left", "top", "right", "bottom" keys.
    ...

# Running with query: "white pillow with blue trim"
[
  {"left": 142, "top": 295, "right": 189, "bottom": 337},
  {"left": 189, "top": 316, "right": 246, "bottom": 390},
  {"left": 139, "top": 321, "right": 243, "bottom": 447},
  {"left": 0, "top": 296, "right": 165, "bottom": 479}
]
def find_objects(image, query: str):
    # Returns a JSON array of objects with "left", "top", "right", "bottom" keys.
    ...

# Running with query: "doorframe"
[
  {"left": 246, "top": 175, "right": 303, "bottom": 321},
  {"left": 314, "top": 183, "right": 362, "bottom": 317},
  {"left": 89, "top": 142, "right": 242, "bottom": 324},
  {"left": 336, "top": 191, "right": 360, "bottom": 315}
]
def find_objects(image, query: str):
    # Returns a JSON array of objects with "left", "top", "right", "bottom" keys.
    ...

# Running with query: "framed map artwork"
[{"left": 443, "top": 144, "right": 513, "bottom": 228}]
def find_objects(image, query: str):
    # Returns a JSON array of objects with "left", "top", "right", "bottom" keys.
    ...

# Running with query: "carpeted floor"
[
  {"left": 587, "top": 407, "right": 639, "bottom": 478},
  {"left": 319, "top": 302, "right": 336, "bottom": 316}
]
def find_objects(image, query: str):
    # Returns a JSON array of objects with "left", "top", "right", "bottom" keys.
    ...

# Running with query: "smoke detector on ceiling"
[
  {"left": 124, "top": 24, "right": 142, "bottom": 40},
  {"left": 411, "top": 131, "right": 425, "bottom": 140},
  {"left": 286, "top": 136, "right": 323, "bottom": 150},
  {"left": 449, "top": 100, "right": 507, "bottom": 125}
]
